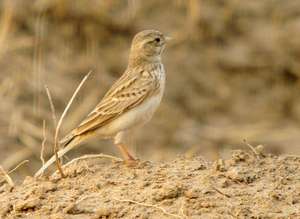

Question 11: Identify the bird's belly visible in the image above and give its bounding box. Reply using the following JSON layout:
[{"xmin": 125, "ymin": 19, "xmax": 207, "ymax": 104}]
[{"xmin": 97, "ymin": 94, "xmax": 163, "ymax": 137}]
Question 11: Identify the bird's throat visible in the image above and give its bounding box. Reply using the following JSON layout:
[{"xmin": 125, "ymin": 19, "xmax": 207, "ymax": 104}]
[{"xmin": 128, "ymin": 52, "xmax": 161, "ymax": 68}]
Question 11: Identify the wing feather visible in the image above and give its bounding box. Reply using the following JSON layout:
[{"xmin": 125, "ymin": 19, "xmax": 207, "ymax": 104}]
[{"xmin": 70, "ymin": 68, "xmax": 158, "ymax": 136}]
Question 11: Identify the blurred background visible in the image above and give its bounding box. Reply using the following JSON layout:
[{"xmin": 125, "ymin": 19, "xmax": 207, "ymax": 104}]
[{"xmin": 1, "ymin": 0, "xmax": 300, "ymax": 179}]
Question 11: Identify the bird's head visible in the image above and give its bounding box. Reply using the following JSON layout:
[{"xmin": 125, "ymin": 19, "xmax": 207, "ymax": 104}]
[{"xmin": 129, "ymin": 30, "xmax": 170, "ymax": 65}]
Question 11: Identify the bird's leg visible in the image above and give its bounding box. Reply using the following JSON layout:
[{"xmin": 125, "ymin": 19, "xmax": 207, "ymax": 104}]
[
  {"xmin": 114, "ymin": 132, "xmax": 138, "ymax": 166},
  {"xmin": 116, "ymin": 143, "xmax": 136, "ymax": 161},
  {"xmin": 116, "ymin": 143, "xmax": 139, "ymax": 167}
]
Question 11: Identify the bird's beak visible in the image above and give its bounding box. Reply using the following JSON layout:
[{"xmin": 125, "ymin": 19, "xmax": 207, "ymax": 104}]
[{"xmin": 165, "ymin": 36, "xmax": 172, "ymax": 42}]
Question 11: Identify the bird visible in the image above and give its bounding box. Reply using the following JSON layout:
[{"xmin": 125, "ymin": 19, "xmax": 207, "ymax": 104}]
[{"xmin": 35, "ymin": 29, "xmax": 169, "ymax": 176}]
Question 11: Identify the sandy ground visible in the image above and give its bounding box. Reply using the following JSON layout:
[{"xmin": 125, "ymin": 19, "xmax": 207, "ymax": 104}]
[{"xmin": 1, "ymin": 148, "xmax": 300, "ymax": 218}]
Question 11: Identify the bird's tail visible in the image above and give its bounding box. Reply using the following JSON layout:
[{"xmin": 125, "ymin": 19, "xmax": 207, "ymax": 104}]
[{"xmin": 34, "ymin": 134, "xmax": 81, "ymax": 177}]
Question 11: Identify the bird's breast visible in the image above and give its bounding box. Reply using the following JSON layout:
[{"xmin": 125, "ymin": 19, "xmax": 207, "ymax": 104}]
[
  {"xmin": 98, "ymin": 93, "xmax": 163, "ymax": 137},
  {"xmin": 97, "ymin": 64, "xmax": 165, "ymax": 137}
]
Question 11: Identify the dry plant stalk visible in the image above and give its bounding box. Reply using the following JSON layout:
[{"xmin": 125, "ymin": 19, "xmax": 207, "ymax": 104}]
[
  {"xmin": 76, "ymin": 194, "xmax": 184, "ymax": 218},
  {"xmin": 243, "ymin": 139, "xmax": 260, "ymax": 159},
  {"xmin": 211, "ymin": 185, "xmax": 231, "ymax": 198},
  {"xmin": 0, "ymin": 0, "xmax": 14, "ymax": 57},
  {"xmin": 54, "ymin": 71, "xmax": 92, "ymax": 177},
  {"xmin": 1, "ymin": 148, "xmax": 32, "ymax": 171},
  {"xmin": 62, "ymin": 154, "xmax": 122, "ymax": 168},
  {"xmin": 44, "ymin": 85, "xmax": 57, "ymax": 127},
  {"xmin": 51, "ymin": 154, "xmax": 122, "ymax": 177},
  {"xmin": 39, "ymin": 71, "xmax": 92, "ymax": 178},
  {"xmin": 0, "ymin": 160, "xmax": 29, "ymax": 187},
  {"xmin": 40, "ymin": 120, "xmax": 46, "ymax": 166},
  {"xmin": 0, "ymin": 166, "xmax": 14, "ymax": 187},
  {"xmin": 113, "ymin": 198, "xmax": 184, "ymax": 219},
  {"xmin": 32, "ymin": 12, "xmax": 46, "ymax": 115},
  {"xmin": 178, "ymin": 199, "xmax": 187, "ymax": 218},
  {"xmin": 7, "ymin": 160, "xmax": 29, "ymax": 175},
  {"xmin": 43, "ymin": 85, "xmax": 57, "ymax": 174}
]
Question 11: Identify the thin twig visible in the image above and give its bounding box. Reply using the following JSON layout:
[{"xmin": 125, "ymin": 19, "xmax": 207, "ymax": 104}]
[
  {"xmin": 0, "ymin": 160, "xmax": 28, "ymax": 187},
  {"xmin": 40, "ymin": 120, "xmax": 46, "ymax": 166},
  {"xmin": 0, "ymin": 166, "xmax": 14, "ymax": 187},
  {"xmin": 62, "ymin": 153, "xmax": 122, "ymax": 168},
  {"xmin": 75, "ymin": 194, "xmax": 98, "ymax": 205},
  {"xmin": 1, "ymin": 148, "xmax": 32, "ymax": 171},
  {"xmin": 32, "ymin": 12, "xmax": 45, "ymax": 115},
  {"xmin": 8, "ymin": 160, "xmax": 29, "ymax": 174},
  {"xmin": 113, "ymin": 198, "xmax": 183, "ymax": 219},
  {"xmin": 54, "ymin": 70, "xmax": 92, "ymax": 178},
  {"xmin": 243, "ymin": 139, "xmax": 260, "ymax": 159},
  {"xmin": 44, "ymin": 85, "xmax": 57, "ymax": 128},
  {"xmin": 51, "ymin": 154, "xmax": 122, "ymax": 177},
  {"xmin": 179, "ymin": 198, "xmax": 188, "ymax": 218},
  {"xmin": 211, "ymin": 185, "xmax": 231, "ymax": 198},
  {"xmin": 77, "ymin": 185, "xmax": 182, "ymax": 215},
  {"xmin": 44, "ymin": 85, "xmax": 60, "ymax": 170}
]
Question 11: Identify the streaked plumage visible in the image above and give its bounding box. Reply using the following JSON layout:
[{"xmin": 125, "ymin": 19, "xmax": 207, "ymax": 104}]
[{"xmin": 35, "ymin": 30, "xmax": 168, "ymax": 176}]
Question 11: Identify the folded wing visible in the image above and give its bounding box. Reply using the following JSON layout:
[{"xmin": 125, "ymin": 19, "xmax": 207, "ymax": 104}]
[{"xmin": 63, "ymin": 69, "xmax": 158, "ymax": 140}]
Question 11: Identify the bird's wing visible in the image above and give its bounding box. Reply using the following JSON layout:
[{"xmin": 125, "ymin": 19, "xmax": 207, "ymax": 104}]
[{"xmin": 69, "ymin": 68, "xmax": 159, "ymax": 137}]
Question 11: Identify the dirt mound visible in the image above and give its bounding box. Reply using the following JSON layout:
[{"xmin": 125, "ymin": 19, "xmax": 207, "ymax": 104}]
[{"xmin": 1, "ymin": 149, "xmax": 299, "ymax": 218}]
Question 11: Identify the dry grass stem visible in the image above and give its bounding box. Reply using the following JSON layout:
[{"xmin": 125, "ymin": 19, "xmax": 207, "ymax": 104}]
[
  {"xmin": 44, "ymin": 85, "xmax": 57, "ymax": 128},
  {"xmin": 8, "ymin": 160, "xmax": 29, "ymax": 174},
  {"xmin": 53, "ymin": 70, "xmax": 92, "ymax": 177},
  {"xmin": 51, "ymin": 153, "xmax": 122, "ymax": 177},
  {"xmin": 211, "ymin": 185, "xmax": 231, "ymax": 198},
  {"xmin": 0, "ymin": 0, "xmax": 14, "ymax": 57},
  {"xmin": 243, "ymin": 139, "xmax": 260, "ymax": 159},
  {"xmin": 74, "ymin": 194, "xmax": 184, "ymax": 219},
  {"xmin": 1, "ymin": 148, "xmax": 32, "ymax": 170},
  {"xmin": 0, "ymin": 166, "xmax": 14, "ymax": 187},
  {"xmin": 62, "ymin": 153, "xmax": 122, "ymax": 168},
  {"xmin": 32, "ymin": 12, "xmax": 46, "ymax": 115},
  {"xmin": 40, "ymin": 120, "xmax": 46, "ymax": 166},
  {"xmin": 179, "ymin": 199, "xmax": 187, "ymax": 218},
  {"xmin": 113, "ymin": 198, "xmax": 184, "ymax": 219}
]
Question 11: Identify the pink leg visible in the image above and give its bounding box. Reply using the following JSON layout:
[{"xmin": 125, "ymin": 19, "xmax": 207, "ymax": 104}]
[
  {"xmin": 116, "ymin": 143, "xmax": 136, "ymax": 161},
  {"xmin": 114, "ymin": 132, "xmax": 139, "ymax": 165}
]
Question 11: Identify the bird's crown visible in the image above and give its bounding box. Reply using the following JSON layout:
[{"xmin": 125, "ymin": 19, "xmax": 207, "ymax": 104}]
[{"xmin": 129, "ymin": 29, "xmax": 168, "ymax": 66}]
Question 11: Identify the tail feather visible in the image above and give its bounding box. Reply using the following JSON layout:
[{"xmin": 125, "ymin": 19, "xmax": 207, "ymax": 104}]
[{"xmin": 34, "ymin": 135, "xmax": 81, "ymax": 177}]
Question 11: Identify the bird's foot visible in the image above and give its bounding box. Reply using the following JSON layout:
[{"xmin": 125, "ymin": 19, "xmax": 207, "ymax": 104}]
[{"xmin": 124, "ymin": 158, "xmax": 140, "ymax": 167}]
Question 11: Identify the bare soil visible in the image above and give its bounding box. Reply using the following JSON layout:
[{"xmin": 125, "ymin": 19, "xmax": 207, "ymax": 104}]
[{"xmin": 1, "ymin": 149, "xmax": 300, "ymax": 218}]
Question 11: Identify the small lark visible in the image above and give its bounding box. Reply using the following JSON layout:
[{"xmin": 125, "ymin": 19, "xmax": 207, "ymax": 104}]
[{"xmin": 36, "ymin": 30, "xmax": 169, "ymax": 175}]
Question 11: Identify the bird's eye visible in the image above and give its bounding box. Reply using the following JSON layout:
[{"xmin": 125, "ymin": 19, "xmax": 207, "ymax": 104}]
[{"xmin": 155, "ymin": 38, "xmax": 160, "ymax": 42}]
